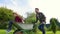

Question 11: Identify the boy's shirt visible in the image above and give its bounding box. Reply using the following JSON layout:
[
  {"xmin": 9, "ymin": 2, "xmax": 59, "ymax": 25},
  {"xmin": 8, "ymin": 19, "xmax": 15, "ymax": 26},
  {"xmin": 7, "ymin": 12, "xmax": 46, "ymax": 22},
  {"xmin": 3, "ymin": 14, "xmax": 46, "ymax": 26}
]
[{"xmin": 15, "ymin": 16, "xmax": 23, "ymax": 23}]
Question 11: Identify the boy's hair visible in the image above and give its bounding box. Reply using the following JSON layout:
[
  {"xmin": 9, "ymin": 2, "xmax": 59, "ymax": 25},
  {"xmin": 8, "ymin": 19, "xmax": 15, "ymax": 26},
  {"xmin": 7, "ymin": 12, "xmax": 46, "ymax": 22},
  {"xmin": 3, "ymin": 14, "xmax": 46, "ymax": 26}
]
[{"xmin": 13, "ymin": 12, "xmax": 18, "ymax": 15}]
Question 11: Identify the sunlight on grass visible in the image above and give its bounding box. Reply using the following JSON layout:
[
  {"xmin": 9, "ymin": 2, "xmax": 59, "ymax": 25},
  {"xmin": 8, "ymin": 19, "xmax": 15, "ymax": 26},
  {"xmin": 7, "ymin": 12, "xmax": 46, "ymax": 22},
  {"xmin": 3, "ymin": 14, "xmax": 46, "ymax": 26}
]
[
  {"xmin": 0, "ymin": 29, "xmax": 60, "ymax": 34},
  {"xmin": 0, "ymin": 29, "xmax": 14, "ymax": 34}
]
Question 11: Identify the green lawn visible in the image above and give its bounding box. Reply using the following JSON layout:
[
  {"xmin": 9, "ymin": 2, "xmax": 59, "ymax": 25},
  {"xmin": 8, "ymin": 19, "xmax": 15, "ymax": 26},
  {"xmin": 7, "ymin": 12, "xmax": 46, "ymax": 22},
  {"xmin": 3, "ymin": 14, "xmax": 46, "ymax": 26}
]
[
  {"xmin": 0, "ymin": 30, "xmax": 14, "ymax": 34},
  {"xmin": 0, "ymin": 30, "xmax": 60, "ymax": 34}
]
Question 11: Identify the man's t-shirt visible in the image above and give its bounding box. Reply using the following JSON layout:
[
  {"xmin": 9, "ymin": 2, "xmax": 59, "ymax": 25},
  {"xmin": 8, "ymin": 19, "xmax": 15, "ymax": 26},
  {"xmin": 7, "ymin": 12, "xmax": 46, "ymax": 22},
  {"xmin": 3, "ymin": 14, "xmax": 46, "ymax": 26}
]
[{"xmin": 36, "ymin": 12, "xmax": 46, "ymax": 23}]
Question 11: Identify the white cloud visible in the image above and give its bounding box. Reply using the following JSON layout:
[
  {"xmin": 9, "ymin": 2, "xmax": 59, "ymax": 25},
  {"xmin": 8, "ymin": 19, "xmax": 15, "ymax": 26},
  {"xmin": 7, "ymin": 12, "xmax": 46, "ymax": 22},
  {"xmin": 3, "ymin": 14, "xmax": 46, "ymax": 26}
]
[{"xmin": 6, "ymin": 0, "xmax": 32, "ymax": 18}]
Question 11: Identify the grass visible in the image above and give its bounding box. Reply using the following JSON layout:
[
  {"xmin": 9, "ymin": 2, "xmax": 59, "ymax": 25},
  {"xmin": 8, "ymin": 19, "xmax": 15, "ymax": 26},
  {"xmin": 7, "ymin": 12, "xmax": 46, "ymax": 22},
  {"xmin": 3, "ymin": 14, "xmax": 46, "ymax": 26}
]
[
  {"xmin": 37, "ymin": 31, "xmax": 60, "ymax": 34},
  {"xmin": 0, "ymin": 29, "xmax": 60, "ymax": 34},
  {"xmin": 0, "ymin": 29, "xmax": 14, "ymax": 34}
]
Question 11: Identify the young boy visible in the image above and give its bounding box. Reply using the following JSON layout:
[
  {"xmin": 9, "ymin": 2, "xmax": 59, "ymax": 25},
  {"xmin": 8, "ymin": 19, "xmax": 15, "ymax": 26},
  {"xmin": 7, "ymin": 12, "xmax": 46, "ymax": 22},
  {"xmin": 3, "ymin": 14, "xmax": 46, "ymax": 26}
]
[{"xmin": 6, "ymin": 13, "xmax": 24, "ymax": 34}]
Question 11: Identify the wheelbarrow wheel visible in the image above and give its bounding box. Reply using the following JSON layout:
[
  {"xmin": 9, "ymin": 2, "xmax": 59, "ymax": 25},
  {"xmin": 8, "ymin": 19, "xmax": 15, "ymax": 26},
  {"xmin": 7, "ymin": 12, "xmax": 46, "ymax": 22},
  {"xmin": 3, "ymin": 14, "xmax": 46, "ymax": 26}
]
[{"xmin": 13, "ymin": 30, "xmax": 23, "ymax": 34}]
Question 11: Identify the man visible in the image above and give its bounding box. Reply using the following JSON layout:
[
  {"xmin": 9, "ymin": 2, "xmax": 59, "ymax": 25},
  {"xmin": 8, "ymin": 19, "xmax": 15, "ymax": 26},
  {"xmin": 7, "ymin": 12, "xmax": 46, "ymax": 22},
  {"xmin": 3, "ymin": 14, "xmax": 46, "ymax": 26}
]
[
  {"xmin": 34, "ymin": 8, "xmax": 46, "ymax": 34},
  {"xmin": 6, "ymin": 13, "xmax": 24, "ymax": 34}
]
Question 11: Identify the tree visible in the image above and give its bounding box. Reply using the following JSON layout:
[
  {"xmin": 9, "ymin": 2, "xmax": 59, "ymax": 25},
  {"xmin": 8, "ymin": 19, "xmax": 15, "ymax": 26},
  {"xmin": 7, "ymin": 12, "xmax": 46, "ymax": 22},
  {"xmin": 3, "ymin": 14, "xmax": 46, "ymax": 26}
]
[
  {"xmin": 0, "ymin": 7, "xmax": 14, "ymax": 29},
  {"xmin": 25, "ymin": 13, "xmax": 36, "ymax": 23},
  {"xmin": 50, "ymin": 18, "xmax": 57, "ymax": 34},
  {"xmin": 0, "ymin": 7, "xmax": 14, "ymax": 21},
  {"xmin": 53, "ymin": 19, "xmax": 60, "ymax": 31}
]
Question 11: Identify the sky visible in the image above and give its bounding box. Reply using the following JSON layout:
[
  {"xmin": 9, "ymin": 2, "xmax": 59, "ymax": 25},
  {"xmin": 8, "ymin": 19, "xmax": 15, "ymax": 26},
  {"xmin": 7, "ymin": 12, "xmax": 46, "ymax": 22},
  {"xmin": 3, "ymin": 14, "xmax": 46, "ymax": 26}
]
[{"xmin": 0, "ymin": 0, "xmax": 60, "ymax": 24}]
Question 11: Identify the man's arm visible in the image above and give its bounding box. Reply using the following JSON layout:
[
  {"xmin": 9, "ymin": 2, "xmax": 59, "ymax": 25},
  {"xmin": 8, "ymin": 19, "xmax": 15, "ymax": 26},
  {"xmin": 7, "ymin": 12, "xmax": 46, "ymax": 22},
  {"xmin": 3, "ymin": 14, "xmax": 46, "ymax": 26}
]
[
  {"xmin": 41, "ymin": 13, "xmax": 46, "ymax": 23},
  {"xmin": 35, "ymin": 16, "xmax": 38, "ymax": 23},
  {"xmin": 34, "ymin": 15, "xmax": 38, "ymax": 24},
  {"xmin": 32, "ymin": 15, "xmax": 38, "ymax": 24}
]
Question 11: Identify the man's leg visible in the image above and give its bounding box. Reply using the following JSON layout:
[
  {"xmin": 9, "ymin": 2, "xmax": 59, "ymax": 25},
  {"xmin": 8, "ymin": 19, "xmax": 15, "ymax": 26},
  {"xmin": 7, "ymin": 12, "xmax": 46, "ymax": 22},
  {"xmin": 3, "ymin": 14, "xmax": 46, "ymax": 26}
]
[
  {"xmin": 42, "ymin": 24, "xmax": 45, "ymax": 34},
  {"xmin": 38, "ymin": 24, "xmax": 42, "ymax": 31},
  {"xmin": 38, "ymin": 24, "xmax": 45, "ymax": 34},
  {"xmin": 42, "ymin": 30, "xmax": 45, "ymax": 34}
]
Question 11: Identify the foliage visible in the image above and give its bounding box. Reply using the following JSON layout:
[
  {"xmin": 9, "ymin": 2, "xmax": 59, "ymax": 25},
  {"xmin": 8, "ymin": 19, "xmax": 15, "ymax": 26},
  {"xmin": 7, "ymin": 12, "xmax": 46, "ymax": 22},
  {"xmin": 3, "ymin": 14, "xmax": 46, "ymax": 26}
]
[
  {"xmin": 25, "ymin": 13, "xmax": 36, "ymax": 23},
  {"xmin": 0, "ymin": 7, "xmax": 14, "ymax": 21},
  {"xmin": 50, "ymin": 18, "xmax": 57, "ymax": 34},
  {"xmin": 0, "ymin": 7, "xmax": 14, "ymax": 29}
]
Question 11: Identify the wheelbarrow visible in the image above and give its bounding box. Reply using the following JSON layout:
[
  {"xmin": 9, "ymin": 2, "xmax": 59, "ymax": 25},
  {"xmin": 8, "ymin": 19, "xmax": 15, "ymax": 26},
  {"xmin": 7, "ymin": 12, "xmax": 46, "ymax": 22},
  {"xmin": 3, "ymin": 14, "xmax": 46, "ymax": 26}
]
[{"xmin": 13, "ymin": 23, "xmax": 36, "ymax": 34}]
